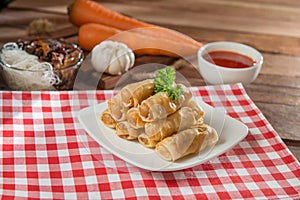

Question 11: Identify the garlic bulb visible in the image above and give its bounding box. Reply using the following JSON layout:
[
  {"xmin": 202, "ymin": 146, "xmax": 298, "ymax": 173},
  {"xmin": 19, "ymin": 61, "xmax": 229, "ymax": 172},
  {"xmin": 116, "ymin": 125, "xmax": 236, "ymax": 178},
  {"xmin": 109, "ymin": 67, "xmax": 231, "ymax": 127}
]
[{"xmin": 91, "ymin": 40, "xmax": 135, "ymax": 75}]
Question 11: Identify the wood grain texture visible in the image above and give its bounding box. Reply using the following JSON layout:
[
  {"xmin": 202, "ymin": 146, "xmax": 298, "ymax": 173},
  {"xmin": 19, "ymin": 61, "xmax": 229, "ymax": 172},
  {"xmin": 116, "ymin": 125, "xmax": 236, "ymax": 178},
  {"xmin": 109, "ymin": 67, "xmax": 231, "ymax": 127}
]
[
  {"xmin": 99, "ymin": 0, "xmax": 300, "ymax": 37},
  {"xmin": 0, "ymin": 8, "xmax": 77, "ymax": 46},
  {"xmin": 9, "ymin": 0, "xmax": 73, "ymax": 13},
  {"xmin": 1, "ymin": 0, "xmax": 299, "ymax": 161}
]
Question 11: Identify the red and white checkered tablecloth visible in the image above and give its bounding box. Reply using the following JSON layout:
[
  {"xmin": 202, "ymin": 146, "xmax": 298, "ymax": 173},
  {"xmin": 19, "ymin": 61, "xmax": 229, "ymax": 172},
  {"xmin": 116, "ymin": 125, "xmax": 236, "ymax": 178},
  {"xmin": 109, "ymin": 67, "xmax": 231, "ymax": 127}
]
[{"xmin": 1, "ymin": 83, "xmax": 299, "ymax": 199}]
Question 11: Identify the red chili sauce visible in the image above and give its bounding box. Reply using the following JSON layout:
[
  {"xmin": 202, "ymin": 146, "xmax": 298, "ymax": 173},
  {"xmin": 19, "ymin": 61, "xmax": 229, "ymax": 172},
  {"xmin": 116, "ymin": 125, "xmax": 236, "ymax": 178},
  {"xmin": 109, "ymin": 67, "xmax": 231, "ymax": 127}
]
[{"xmin": 203, "ymin": 50, "xmax": 256, "ymax": 69}]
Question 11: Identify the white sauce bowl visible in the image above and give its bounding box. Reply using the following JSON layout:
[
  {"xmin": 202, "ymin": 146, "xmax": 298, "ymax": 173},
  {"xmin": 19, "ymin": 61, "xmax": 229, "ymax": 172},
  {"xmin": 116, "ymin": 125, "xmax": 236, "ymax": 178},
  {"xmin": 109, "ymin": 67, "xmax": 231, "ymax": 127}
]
[{"xmin": 197, "ymin": 41, "xmax": 263, "ymax": 85}]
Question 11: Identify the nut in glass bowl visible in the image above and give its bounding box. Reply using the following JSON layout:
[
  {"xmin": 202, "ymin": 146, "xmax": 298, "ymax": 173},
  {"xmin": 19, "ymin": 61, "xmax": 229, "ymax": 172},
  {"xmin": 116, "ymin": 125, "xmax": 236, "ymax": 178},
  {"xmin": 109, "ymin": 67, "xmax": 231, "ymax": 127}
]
[{"xmin": 0, "ymin": 39, "xmax": 83, "ymax": 91}]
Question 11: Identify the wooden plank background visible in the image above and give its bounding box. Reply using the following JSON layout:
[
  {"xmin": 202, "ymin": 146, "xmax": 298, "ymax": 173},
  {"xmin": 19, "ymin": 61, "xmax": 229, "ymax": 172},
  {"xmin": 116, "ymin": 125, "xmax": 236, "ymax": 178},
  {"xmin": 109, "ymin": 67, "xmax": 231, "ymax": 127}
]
[{"xmin": 1, "ymin": 0, "xmax": 299, "ymax": 160}]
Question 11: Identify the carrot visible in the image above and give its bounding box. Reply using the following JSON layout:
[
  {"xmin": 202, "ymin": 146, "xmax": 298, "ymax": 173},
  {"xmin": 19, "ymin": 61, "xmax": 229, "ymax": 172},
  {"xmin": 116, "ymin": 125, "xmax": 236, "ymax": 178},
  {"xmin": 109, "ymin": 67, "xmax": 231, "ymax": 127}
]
[
  {"xmin": 68, "ymin": 0, "xmax": 150, "ymax": 30},
  {"xmin": 78, "ymin": 23, "xmax": 199, "ymax": 57},
  {"xmin": 78, "ymin": 23, "xmax": 121, "ymax": 51},
  {"xmin": 68, "ymin": 0, "xmax": 202, "ymax": 48},
  {"xmin": 131, "ymin": 26, "xmax": 202, "ymax": 48}
]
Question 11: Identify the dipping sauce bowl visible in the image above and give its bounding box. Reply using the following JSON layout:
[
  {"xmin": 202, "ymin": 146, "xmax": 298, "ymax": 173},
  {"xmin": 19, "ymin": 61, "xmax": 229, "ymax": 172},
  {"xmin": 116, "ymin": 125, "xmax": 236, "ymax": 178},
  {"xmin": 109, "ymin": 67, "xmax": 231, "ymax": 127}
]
[{"xmin": 197, "ymin": 41, "xmax": 263, "ymax": 85}]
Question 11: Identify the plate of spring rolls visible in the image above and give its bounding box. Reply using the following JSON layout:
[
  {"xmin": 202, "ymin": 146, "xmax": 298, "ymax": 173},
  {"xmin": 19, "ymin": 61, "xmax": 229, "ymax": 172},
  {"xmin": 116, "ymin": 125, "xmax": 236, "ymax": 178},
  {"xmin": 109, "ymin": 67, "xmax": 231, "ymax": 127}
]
[{"xmin": 78, "ymin": 69, "xmax": 248, "ymax": 171}]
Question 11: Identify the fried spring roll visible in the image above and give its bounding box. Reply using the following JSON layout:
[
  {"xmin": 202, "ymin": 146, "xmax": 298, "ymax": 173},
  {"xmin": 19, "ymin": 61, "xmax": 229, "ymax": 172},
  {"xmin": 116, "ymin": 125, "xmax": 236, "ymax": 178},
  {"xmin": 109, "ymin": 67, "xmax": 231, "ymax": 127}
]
[
  {"xmin": 116, "ymin": 121, "xmax": 144, "ymax": 140},
  {"xmin": 108, "ymin": 92, "xmax": 128, "ymax": 122},
  {"xmin": 100, "ymin": 109, "xmax": 117, "ymax": 129},
  {"xmin": 155, "ymin": 125, "xmax": 218, "ymax": 161},
  {"xmin": 138, "ymin": 133, "xmax": 158, "ymax": 148},
  {"xmin": 138, "ymin": 103, "xmax": 203, "ymax": 148},
  {"xmin": 139, "ymin": 88, "xmax": 192, "ymax": 122},
  {"xmin": 121, "ymin": 79, "xmax": 154, "ymax": 107},
  {"xmin": 108, "ymin": 79, "xmax": 154, "ymax": 121},
  {"xmin": 199, "ymin": 124, "xmax": 219, "ymax": 152},
  {"xmin": 126, "ymin": 107, "xmax": 146, "ymax": 129},
  {"xmin": 183, "ymin": 100, "xmax": 205, "ymax": 118}
]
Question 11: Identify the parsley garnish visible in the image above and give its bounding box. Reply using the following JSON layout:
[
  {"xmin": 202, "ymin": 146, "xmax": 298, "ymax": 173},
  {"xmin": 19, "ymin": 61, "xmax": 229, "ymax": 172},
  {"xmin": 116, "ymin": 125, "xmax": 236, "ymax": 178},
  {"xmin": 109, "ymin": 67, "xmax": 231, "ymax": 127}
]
[{"xmin": 154, "ymin": 68, "xmax": 184, "ymax": 101}]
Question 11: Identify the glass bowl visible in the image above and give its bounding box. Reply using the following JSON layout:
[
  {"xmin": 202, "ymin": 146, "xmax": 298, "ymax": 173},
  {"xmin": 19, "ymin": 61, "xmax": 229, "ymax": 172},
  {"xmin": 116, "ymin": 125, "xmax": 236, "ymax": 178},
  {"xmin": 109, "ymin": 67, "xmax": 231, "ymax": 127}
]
[{"xmin": 0, "ymin": 39, "xmax": 83, "ymax": 91}]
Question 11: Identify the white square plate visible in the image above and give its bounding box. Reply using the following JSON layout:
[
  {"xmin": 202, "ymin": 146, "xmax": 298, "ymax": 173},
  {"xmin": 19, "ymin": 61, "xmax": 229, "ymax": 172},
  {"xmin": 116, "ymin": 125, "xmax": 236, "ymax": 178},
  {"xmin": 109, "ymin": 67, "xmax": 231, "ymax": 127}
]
[{"xmin": 77, "ymin": 97, "xmax": 248, "ymax": 171}]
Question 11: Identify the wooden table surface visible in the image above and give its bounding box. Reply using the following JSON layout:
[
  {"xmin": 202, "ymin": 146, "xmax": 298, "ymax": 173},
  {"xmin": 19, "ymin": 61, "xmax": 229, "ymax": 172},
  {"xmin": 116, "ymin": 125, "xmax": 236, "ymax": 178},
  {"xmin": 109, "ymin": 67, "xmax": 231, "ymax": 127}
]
[{"xmin": 0, "ymin": 0, "xmax": 299, "ymax": 161}]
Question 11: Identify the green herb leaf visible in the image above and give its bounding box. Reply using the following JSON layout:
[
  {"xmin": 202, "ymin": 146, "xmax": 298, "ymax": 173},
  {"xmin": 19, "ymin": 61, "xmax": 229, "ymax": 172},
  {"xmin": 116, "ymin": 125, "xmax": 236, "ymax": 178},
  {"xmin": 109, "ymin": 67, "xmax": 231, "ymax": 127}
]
[
  {"xmin": 154, "ymin": 67, "xmax": 184, "ymax": 101},
  {"xmin": 168, "ymin": 84, "xmax": 184, "ymax": 101}
]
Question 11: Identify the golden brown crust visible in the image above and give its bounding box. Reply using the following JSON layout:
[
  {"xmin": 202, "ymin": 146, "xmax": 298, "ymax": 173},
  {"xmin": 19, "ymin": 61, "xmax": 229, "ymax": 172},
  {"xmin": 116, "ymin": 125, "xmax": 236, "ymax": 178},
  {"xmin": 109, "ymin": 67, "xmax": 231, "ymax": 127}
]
[
  {"xmin": 126, "ymin": 107, "xmax": 146, "ymax": 129},
  {"xmin": 138, "ymin": 133, "xmax": 157, "ymax": 148},
  {"xmin": 139, "ymin": 88, "xmax": 193, "ymax": 122},
  {"xmin": 155, "ymin": 128, "xmax": 208, "ymax": 161},
  {"xmin": 116, "ymin": 121, "xmax": 144, "ymax": 140},
  {"xmin": 139, "ymin": 92, "xmax": 178, "ymax": 122},
  {"xmin": 100, "ymin": 109, "xmax": 117, "ymax": 129},
  {"xmin": 142, "ymin": 101, "xmax": 204, "ymax": 147},
  {"xmin": 121, "ymin": 79, "xmax": 154, "ymax": 107},
  {"xmin": 108, "ymin": 92, "xmax": 127, "ymax": 122}
]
